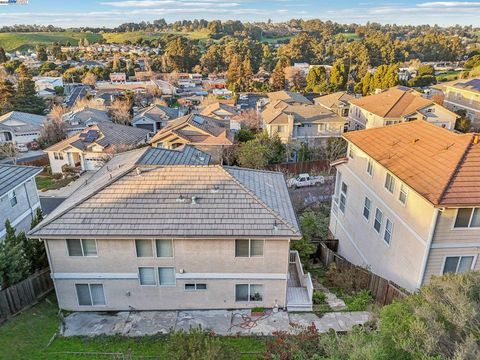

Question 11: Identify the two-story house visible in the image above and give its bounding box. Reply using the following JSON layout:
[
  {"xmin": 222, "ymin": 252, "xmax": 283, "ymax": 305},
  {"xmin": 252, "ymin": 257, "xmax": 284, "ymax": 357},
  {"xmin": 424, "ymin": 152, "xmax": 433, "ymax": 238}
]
[
  {"xmin": 46, "ymin": 122, "xmax": 149, "ymax": 174},
  {"xmin": 0, "ymin": 164, "xmax": 42, "ymax": 239},
  {"xmin": 29, "ymin": 148, "xmax": 312, "ymax": 312},
  {"xmin": 261, "ymin": 92, "xmax": 346, "ymax": 145},
  {"xmin": 314, "ymin": 92, "xmax": 355, "ymax": 118},
  {"xmin": 443, "ymin": 78, "xmax": 480, "ymax": 126},
  {"xmin": 0, "ymin": 111, "xmax": 46, "ymax": 145},
  {"xmin": 348, "ymin": 86, "xmax": 458, "ymax": 131},
  {"xmin": 329, "ymin": 121, "xmax": 480, "ymax": 291},
  {"xmin": 132, "ymin": 104, "xmax": 180, "ymax": 133}
]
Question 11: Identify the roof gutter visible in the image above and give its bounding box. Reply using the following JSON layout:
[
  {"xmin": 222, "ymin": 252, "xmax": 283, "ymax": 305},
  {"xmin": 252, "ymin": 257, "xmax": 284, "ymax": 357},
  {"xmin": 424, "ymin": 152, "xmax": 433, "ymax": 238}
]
[{"xmin": 416, "ymin": 207, "xmax": 441, "ymax": 290}]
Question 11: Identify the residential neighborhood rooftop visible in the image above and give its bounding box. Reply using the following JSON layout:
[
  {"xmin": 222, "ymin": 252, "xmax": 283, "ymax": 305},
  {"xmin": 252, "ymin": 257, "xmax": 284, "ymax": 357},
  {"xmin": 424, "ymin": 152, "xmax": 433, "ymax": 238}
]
[
  {"xmin": 0, "ymin": 164, "xmax": 42, "ymax": 198},
  {"xmin": 314, "ymin": 91, "xmax": 355, "ymax": 109},
  {"xmin": 451, "ymin": 78, "xmax": 480, "ymax": 94},
  {"xmin": 136, "ymin": 145, "xmax": 211, "ymax": 166},
  {"xmin": 0, "ymin": 111, "xmax": 46, "ymax": 133},
  {"xmin": 343, "ymin": 120, "xmax": 480, "ymax": 206}
]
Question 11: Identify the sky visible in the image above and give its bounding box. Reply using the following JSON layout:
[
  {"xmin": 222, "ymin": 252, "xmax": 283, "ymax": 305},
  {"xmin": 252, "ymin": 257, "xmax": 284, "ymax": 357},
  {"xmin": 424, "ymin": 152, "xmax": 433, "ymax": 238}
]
[{"xmin": 0, "ymin": 0, "xmax": 479, "ymax": 27}]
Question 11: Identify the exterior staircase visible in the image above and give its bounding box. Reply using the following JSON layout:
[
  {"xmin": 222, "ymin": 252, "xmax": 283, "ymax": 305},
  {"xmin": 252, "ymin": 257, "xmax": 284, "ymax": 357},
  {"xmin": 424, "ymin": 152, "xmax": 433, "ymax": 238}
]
[{"xmin": 287, "ymin": 251, "xmax": 313, "ymax": 312}]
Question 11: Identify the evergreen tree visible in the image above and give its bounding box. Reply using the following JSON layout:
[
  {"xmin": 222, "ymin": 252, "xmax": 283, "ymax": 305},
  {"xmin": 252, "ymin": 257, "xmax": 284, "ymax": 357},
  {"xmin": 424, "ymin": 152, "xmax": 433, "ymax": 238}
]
[
  {"xmin": 0, "ymin": 77, "xmax": 15, "ymax": 115},
  {"xmin": 305, "ymin": 66, "xmax": 328, "ymax": 93},
  {"xmin": 36, "ymin": 46, "xmax": 48, "ymax": 61},
  {"xmin": 241, "ymin": 53, "xmax": 253, "ymax": 90},
  {"xmin": 271, "ymin": 57, "xmax": 289, "ymax": 91},
  {"xmin": 226, "ymin": 54, "xmax": 243, "ymax": 91},
  {"xmin": 22, "ymin": 208, "xmax": 48, "ymax": 272},
  {"xmin": 329, "ymin": 59, "xmax": 348, "ymax": 91},
  {"xmin": 12, "ymin": 64, "xmax": 45, "ymax": 115},
  {"xmin": 0, "ymin": 221, "xmax": 31, "ymax": 288},
  {"xmin": 0, "ymin": 47, "xmax": 8, "ymax": 64}
]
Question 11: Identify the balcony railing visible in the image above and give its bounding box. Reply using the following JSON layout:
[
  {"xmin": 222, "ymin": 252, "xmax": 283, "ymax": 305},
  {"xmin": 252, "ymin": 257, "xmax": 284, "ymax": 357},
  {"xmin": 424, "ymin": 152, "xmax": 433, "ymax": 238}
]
[{"xmin": 289, "ymin": 250, "xmax": 314, "ymax": 302}]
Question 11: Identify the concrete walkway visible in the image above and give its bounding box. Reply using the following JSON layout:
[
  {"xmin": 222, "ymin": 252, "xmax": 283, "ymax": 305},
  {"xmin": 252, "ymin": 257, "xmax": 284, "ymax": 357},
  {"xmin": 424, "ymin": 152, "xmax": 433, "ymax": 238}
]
[
  {"xmin": 62, "ymin": 310, "xmax": 372, "ymax": 337},
  {"xmin": 317, "ymin": 283, "xmax": 347, "ymax": 311}
]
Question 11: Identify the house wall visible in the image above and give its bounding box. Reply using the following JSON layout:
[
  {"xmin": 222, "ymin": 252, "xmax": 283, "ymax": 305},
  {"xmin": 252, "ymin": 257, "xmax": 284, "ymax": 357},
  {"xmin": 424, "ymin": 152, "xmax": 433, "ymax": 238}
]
[
  {"xmin": 0, "ymin": 178, "xmax": 40, "ymax": 239},
  {"xmin": 47, "ymin": 151, "xmax": 69, "ymax": 174},
  {"xmin": 444, "ymin": 87, "xmax": 480, "ymax": 125},
  {"xmin": 293, "ymin": 122, "xmax": 344, "ymax": 139},
  {"xmin": 46, "ymin": 238, "xmax": 290, "ymax": 311},
  {"xmin": 421, "ymin": 104, "xmax": 457, "ymax": 130},
  {"xmin": 423, "ymin": 208, "xmax": 480, "ymax": 283},
  {"xmin": 329, "ymin": 144, "xmax": 435, "ymax": 291}
]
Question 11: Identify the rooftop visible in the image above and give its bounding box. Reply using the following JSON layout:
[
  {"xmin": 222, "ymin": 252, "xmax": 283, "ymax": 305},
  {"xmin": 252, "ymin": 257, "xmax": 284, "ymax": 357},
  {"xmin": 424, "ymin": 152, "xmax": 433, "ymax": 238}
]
[
  {"xmin": 343, "ymin": 120, "xmax": 480, "ymax": 206},
  {"xmin": 451, "ymin": 78, "xmax": 480, "ymax": 94},
  {"xmin": 0, "ymin": 164, "xmax": 42, "ymax": 198},
  {"xmin": 314, "ymin": 92, "xmax": 355, "ymax": 109},
  {"xmin": 0, "ymin": 111, "xmax": 46, "ymax": 133}
]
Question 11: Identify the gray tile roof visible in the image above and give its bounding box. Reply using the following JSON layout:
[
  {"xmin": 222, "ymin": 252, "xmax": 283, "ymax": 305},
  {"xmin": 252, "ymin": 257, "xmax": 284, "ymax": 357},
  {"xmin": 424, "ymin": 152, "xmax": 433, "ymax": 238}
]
[
  {"xmin": 0, "ymin": 164, "xmax": 42, "ymax": 198},
  {"xmin": 0, "ymin": 111, "xmax": 46, "ymax": 133},
  {"xmin": 29, "ymin": 158, "xmax": 300, "ymax": 239},
  {"xmin": 137, "ymin": 145, "xmax": 211, "ymax": 166}
]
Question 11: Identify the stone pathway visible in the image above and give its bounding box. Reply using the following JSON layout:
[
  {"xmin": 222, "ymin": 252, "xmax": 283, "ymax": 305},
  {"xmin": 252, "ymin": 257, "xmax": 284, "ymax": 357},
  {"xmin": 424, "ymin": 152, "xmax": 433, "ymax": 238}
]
[
  {"xmin": 62, "ymin": 309, "xmax": 372, "ymax": 337},
  {"xmin": 316, "ymin": 283, "xmax": 347, "ymax": 311}
]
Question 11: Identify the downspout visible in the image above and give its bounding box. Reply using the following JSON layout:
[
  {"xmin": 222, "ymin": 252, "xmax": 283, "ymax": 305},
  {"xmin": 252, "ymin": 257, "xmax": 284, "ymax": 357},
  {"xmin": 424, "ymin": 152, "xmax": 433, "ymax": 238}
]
[{"xmin": 416, "ymin": 208, "xmax": 441, "ymax": 290}]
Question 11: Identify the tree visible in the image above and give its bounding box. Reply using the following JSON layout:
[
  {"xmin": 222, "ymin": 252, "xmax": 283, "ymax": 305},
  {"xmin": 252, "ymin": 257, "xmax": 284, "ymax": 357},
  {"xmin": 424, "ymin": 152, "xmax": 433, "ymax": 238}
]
[
  {"xmin": 270, "ymin": 57, "xmax": 289, "ymax": 91},
  {"xmin": 164, "ymin": 37, "xmax": 200, "ymax": 72},
  {"xmin": 237, "ymin": 131, "xmax": 286, "ymax": 169},
  {"xmin": 36, "ymin": 46, "xmax": 48, "ymax": 61},
  {"xmin": 0, "ymin": 221, "xmax": 31, "ymax": 288},
  {"xmin": 0, "ymin": 143, "xmax": 19, "ymax": 164},
  {"xmin": 305, "ymin": 66, "xmax": 328, "ymax": 93},
  {"xmin": 81, "ymin": 72, "xmax": 97, "ymax": 87},
  {"xmin": 0, "ymin": 75, "xmax": 15, "ymax": 115},
  {"xmin": 329, "ymin": 58, "xmax": 348, "ymax": 91},
  {"xmin": 455, "ymin": 110, "xmax": 471, "ymax": 133},
  {"xmin": 12, "ymin": 64, "xmax": 45, "ymax": 114},
  {"xmin": 317, "ymin": 137, "xmax": 347, "ymax": 173},
  {"xmin": 0, "ymin": 47, "xmax": 8, "ymax": 64},
  {"xmin": 39, "ymin": 105, "xmax": 68, "ymax": 146},
  {"xmin": 417, "ymin": 64, "xmax": 435, "ymax": 77},
  {"xmin": 109, "ymin": 99, "xmax": 132, "ymax": 125}
]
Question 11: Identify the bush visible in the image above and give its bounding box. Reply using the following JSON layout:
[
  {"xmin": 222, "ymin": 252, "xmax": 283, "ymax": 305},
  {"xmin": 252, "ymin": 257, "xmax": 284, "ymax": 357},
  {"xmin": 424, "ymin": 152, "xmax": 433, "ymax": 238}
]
[
  {"xmin": 344, "ymin": 289, "xmax": 373, "ymax": 311},
  {"xmin": 313, "ymin": 291, "xmax": 327, "ymax": 305},
  {"xmin": 166, "ymin": 327, "xmax": 240, "ymax": 360},
  {"xmin": 325, "ymin": 262, "xmax": 368, "ymax": 295}
]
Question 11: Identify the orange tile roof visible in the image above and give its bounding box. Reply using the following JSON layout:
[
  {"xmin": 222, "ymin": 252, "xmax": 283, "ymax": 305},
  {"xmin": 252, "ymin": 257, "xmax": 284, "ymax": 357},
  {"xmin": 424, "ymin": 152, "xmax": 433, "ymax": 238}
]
[
  {"xmin": 343, "ymin": 121, "xmax": 480, "ymax": 206},
  {"xmin": 349, "ymin": 87, "xmax": 433, "ymax": 118}
]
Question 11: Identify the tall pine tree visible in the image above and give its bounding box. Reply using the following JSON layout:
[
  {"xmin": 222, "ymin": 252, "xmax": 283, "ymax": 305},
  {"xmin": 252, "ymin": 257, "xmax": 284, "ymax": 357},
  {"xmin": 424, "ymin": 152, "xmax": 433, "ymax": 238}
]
[
  {"xmin": 0, "ymin": 221, "xmax": 31, "ymax": 288},
  {"xmin": 0, "ymin": 47, "xmax": 8, "ymax": 64},
  {"xmin": 12, "ymin": 64, "xmax": 45, "ymax": 115},
  {"xmin": 0, "ymin": 77, "xmax": 15, "ymax": 115}
]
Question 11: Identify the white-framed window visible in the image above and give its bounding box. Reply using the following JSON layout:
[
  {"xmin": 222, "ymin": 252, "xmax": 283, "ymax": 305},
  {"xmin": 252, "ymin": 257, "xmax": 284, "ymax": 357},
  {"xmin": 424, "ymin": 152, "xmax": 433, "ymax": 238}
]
[
  {"xmin": 158, "ymin": 267, "xmax": 176, "ymax": 286},
  {"xmin": 442, "ymin": 256, "xmax": 475, "ymax": 274},
  {"xmin": 54, "ymin": 152, "xmax": 64, "ymax": 160},
  {"xmin": 384, "ymin": 173, "xmax": 395, "ymax": 194},
  {"xmin": 138, "ymin": 267, "xmax": 157, "ymax": 286},
  {"xmin": 66, "ymin": 239, "xmax": 97, "ymax": 257},
  {"xmin": 399, "ymin": 184, "xmax": 408, "ymax": 205},
  {"xmin": 453, "ymin": 208, "xmax": 480, "ymax": 228},
  {"xmin": 235, "ymin": 239, "xmax": 264, "ymax": 257},
  {"xmin": 339, "ymin": 182, "xmax": 348, "ymax": 213},
  {"xmin": 366, "ymin": 159, "xmax": 373, "ymax": 176},
  {"xmin": 384, "ymin": 219, "xmax": 393, "ymax": 244},
  {"xmin": 75, "ymin": 284, "xmax": 105, "ymax": 306},
  {"xmin": 374, "ymin": 208, "xmax": 383, "ymax": 233},
  {"xmin": 318, "ymin": 123, "xmax": 328, "ymax": 132},
  {"xmin": 135, "ymin": 239, "xmax": 154, "ymax": 257},
  {"xmin": 8, "ymin": 191, "xmax": 17, "ymax": 207},
  {"xmin": 235, "ymin": 284, "xmax": 264, "ymax": 302},
  {"xmin": 275, "ymin": 125, "xmax": 287, "ymax": 133},
  {"xmin": 363, "ymin": 197, "xmax": 371, "ymax": 220},
  {"xmin": 185, "ymin": 283, "xmax": 207, "ymax": 291},
  {"xmin": 155, "ymin": 239, "xmax": 173, "ymax": 258}
]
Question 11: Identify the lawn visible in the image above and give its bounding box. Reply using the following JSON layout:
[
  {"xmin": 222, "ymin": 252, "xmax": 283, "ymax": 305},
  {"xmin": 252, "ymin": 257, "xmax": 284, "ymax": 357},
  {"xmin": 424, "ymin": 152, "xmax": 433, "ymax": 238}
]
[
  {"xmin": 102, "ymin": 30, "xmax": 211, "ymax": 44},
  {"xmin": 0, "ymin": 295, "xmax": 266, "ymax": 360},
  {"xmin": 0, "ymin": 32, "xmax": 102, "ymax": 52},
  {"xmin": 336, "ymin": 32, "xmax": 362, "ymax": 41},
  {"xmin": 436, "ymin": 70, "xmax": 462, "ymax": 82},
  {"xmin": 35, "ymin": 176, "xmax": 74, "ymax": 191}
]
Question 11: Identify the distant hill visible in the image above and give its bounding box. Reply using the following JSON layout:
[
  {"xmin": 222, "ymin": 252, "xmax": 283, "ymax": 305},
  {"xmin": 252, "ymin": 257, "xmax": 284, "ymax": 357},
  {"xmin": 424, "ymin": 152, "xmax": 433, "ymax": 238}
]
[{"xmin": 0, "ymin": 32, "xmax": 103, "ymax": 52}]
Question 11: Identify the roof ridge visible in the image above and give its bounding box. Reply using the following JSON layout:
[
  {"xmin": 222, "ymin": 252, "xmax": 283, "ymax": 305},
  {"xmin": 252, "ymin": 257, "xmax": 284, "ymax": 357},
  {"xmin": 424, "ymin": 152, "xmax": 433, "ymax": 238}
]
[
  {"xmin": 384, "ymin": 90, "xmax": 409, "ymax": 117},
  {"xmin": 219, "ymin": 166, "xmax": 299, "ymax": 235},
  {"xmin": 438, "ymin": 134, "xmax": 475, "ymax": 204}
]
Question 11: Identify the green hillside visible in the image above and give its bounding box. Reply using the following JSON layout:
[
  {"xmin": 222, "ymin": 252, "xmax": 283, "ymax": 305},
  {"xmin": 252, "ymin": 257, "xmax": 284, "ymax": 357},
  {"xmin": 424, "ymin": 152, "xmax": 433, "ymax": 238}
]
[
  {"xmin": 102, "ymin": 30, "xmax": 210, "ymax": 44},
  {"xmin": 0, "ymin": 32, "xmax": 102, "ymax": 52}
]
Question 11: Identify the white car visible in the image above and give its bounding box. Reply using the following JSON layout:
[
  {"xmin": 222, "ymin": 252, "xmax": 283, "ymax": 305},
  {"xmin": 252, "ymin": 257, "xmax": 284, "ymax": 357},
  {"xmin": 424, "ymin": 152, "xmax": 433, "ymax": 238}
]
[
  {"xmin": 287, "ymin": 173, "xmax": 325, "ymax": 188},
  {"xmin": 16, "ymin": 144, "xmax": 29, "ymax": 153}
]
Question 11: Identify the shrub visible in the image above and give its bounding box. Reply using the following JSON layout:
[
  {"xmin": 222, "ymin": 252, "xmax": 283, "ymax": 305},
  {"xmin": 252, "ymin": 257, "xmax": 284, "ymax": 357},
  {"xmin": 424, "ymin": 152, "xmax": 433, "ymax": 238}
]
[
  {"xmin": 325, "ymin": 262, "xmax": 368, "ymax": 294},
  {"xmin": 166, "ymin": 327, "xmax": 240, "ymax": 360},
  {"xmin": 313, "ymin": 291, "xmax": 327, "ymax": 305},
  {"xmin": 345, "ymin": 289, "xmax": 373, "ymax": 311}
]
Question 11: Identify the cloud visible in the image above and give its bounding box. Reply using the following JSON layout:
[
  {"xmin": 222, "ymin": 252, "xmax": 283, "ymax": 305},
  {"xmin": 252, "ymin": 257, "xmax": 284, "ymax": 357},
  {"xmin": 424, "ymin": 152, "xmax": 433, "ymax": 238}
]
[{"xmin": 417, "ymin": 1, "xmax": 480, "ymax": 6}]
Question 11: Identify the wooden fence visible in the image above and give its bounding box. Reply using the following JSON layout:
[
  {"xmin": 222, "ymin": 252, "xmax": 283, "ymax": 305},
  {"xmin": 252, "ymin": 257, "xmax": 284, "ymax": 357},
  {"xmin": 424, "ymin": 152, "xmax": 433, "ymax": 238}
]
[
  {"xmin": 0, "ymin": 268, "xmax": 53, "ymax": 324},
  {"xmin": 318, "ymin": 242, "xmax": 409, "ymax": 306},
  {"xmin": 266, "ymin": 160, "xmax": 330, "ymax": 176}
]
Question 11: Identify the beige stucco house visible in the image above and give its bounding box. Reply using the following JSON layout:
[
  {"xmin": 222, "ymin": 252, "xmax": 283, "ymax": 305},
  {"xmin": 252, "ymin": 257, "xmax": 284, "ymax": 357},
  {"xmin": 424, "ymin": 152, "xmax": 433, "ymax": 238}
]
[
  {"xmin": 330, "ymin": 121, "xmax": 480, "ymax": 291},
  {"xmin": 348, "ymin": 86, "xmax": 458, "ymax": 131},
  {"xmin": 29, "ymin": 148, "xmax": 312, "ymax": 312},
  {"xmin": 443, "ymin": 78, "xmax": 480, "ymax": 126}
]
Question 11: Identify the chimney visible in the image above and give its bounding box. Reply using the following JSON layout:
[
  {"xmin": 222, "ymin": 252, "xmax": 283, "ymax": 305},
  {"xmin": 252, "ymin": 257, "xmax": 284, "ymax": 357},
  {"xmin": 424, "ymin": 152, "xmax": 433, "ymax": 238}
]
[{"xmin": 474, "ymin": 135, "xmax": 479, "ymax": 145}]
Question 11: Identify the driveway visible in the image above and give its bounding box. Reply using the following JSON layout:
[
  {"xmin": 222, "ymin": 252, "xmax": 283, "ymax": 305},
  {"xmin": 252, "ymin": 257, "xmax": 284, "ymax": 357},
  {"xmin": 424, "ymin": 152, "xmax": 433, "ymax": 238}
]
[{"xmin": 62, "ymin": 310, "xmax": 371, "ymax": 337}]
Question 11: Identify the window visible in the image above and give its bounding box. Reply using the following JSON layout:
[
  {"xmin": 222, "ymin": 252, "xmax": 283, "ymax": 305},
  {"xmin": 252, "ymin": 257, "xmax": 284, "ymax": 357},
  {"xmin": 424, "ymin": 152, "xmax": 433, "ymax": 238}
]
[
  {"xmin": 384, "ymin": 173, "xmax": 395, "ymax": 194},
  {"xmin": 235, "ymin": 240, "xmax": 264, "ymax": 257},
  {"xmin": 139, "ymin": 267, "xmax": 156, "ymax": 286},
  {"xmin": 75, "ymin": 284, "xmax": 105, "ymax": 306},
  {"xmin": 443, "ymin": 256, "xmax": 474, "ymax": 274},
  {"xmin": 135, "ymin": 240, "xmax": 153, "ymax": 257},
  {"xmin": 394, "ymin": 183, "xmax": 406, "ymax": 205},
  {"xmin": 318, "ymin": 123, "xmax": 328, "ymax": 132},
  {"xmin": 158, "ymin": 267, "xmax": 175, "ymax": 286},
  {"xmin": 363, "ymin": 197, "xmax": 371, "ymax": 220},
  {"xmin": 374, "ymin": 209, "xmax": 383, "ymax": 233},
  {"xmin": 54, "ymin": 152, "xmax": 64, "ymax": 160},
  {"xmin": 384, "ymin": 219, "xmax": 393, "ymax": 244},
  {"xmin": 185, "ymin": 283, "xmax": 207, "ymax": 291},
  {"xmin": 453, "ymin": 208, "xmax": 480, "ymax": 228},
  {"xmin": 67, "ymin": 239, "xmax": 97, "ymax": 256},
  {"xmin": 155, "ymin": 239, "xmax": 173, "ymax": 257},
  {"xmin": 366, "ymin": 159, "xmax": 373, "ymax": 176},
  {"xmin": 235, "ymin": 284, "xmax": 264, "ymax": 302},
  {"xmin": 339, "ymin": 182, "xmax": 347, "ymax": 213},
  {"xmin": 8, "ymin": 191, "xmax": 17, "ymax": 207}
]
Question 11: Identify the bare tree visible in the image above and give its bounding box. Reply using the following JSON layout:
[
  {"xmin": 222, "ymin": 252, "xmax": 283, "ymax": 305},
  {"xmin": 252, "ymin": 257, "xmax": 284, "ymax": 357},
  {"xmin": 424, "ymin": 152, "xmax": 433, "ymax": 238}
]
[
  {"xmin": 0, "ymin": 143, "xmax": 19, "ymax": 164},
  {"xmin": 81, "ymin": 72, "xmax": 97, "ymax": 87},
  {"xmin": 317, "ymin": 137, "xmax": 347, "ymax": 174},
  {"xmin": 48, "ymin": 104, "xmax": 69, "ymax": 122},
  {"xmin": 73, "ymin": 97, "xmax": 106, "ymax": 111},
  {"xmin": 238, "ymin": 108, "xmax": 261, "ymax": 130},
  {"xmin": 109, "ymin": 99, "xmax": 132, "ymax": 125}
]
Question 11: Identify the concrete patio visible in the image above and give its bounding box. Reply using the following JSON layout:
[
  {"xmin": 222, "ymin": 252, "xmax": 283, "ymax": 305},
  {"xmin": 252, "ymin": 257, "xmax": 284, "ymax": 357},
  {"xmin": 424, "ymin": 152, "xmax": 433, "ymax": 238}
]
[{"xmin": 62, "ymin": 310, "xmax": 372, "ymax": 337}]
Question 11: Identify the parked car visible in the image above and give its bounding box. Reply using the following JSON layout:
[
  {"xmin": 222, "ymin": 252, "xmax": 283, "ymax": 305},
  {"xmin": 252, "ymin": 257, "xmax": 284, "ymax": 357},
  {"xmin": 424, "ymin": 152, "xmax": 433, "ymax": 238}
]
[
  {"xmin": 287, "ymin": 173, "xmax": 325, "ymax": 188},
  {"xmin": 16, "ymin": 143, "xmax": 29, "ymax": 153},
  {"xmin": 27, "ymin": 141, "xmax": 39, "ymax": 150}
]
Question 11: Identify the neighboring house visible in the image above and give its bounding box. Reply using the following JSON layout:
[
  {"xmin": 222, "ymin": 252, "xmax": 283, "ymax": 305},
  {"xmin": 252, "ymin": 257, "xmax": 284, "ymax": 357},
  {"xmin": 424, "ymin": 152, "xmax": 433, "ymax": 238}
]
[
  {"xmin": 46, "ymin": 122, "xmax": 149, "ymax": 174},
  {"xmin": 443, "ymin": 78, "xmax": 480, "ymax": 126},
  {"xmin": 348, "ymin": 86, "xmax": 458, "ymax": 131},
  {"xmin": 149, "ymin": 114, "xmax": 233, "ymax": 163},
  {"xmin": 200, "ymin": 102, "xmax": 240, "ymax": 121},
  {"xmin": 132, "ymin": 104, "xmax": 180, "ymax": 133},
  {"xmin": 0, "ymin": 165, "xmax": 42, "ymax": 239},
  {"xmin": 314, "ymin": 92, "xmax": 356, "ymax": 118},
  {"xmin": 29, "ymin": 149, "xmax": 312, "ymax": 312},
  {"xmin": 62, "ymin": 107, "xmax": 111, "ymax": 136},
  {"xmin": 34, "ymin": 76, "xmax": 63, "ymax": 92},
  {"xmin": 329, "ymin": 121, "xmax": 480, "ymax": 291},
  {"xmin": 262, "ymin": 92, "xmax": 346, "ymax": 145},
  {"xmin": 0, "ymin": 111, "xmax": 46, "ymax": 145}
]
